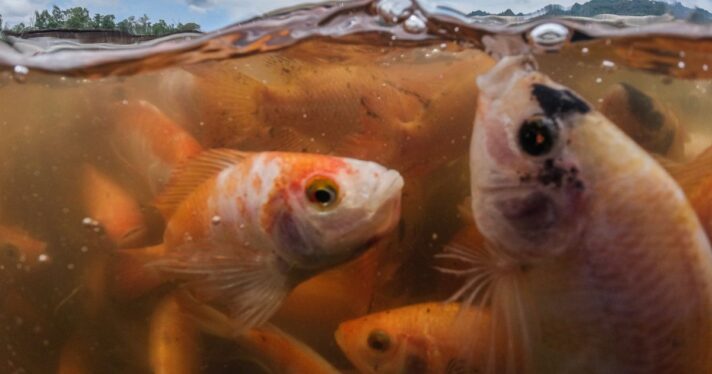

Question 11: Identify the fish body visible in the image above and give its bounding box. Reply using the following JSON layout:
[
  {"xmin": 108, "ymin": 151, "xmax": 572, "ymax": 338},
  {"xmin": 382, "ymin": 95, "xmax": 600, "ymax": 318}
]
[
  {"xmin": 187, "ymin": 50, "xmax": 494, "ymax": 174},
  {"xmin": 110, "ymin": 100, "xmax": 203, "ymax": 195},
  {"xmin": 149, "ymin": 294, "xmax": 201, "ymax": 374},
  {"xmin": 149, "ymin": 149, "xmax": 403, "ymax": 333},
  {"xmin": 458, "ymin": 55, "xmax": 712, "ymax": 373},
  {"xmin": 335, "ymin": 302, "xmax": 499, "ymax": 374},
  {"xmin": 80, "ymin": 164, "xmax": 147, "ymax": 248},
  {"xmin": 0, "ymin": 224, "xmax": 48, "ymax": 273}
]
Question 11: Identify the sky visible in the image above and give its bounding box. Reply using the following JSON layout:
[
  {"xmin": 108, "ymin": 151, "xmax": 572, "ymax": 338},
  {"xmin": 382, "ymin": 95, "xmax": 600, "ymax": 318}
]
[{"xmin": 1, "ymin": 0, "xmax": 712, "ymax": 31}]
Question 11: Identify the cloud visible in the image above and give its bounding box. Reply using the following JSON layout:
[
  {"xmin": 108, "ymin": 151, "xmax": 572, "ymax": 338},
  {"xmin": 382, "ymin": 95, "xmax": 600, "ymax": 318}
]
[
  {"xmin": 180, "ymin": 0, "xmax": 321, "ymax": 21},
  {"xmin": 0, "ymin": 0, "xmax": 53, "ymax": 24}
]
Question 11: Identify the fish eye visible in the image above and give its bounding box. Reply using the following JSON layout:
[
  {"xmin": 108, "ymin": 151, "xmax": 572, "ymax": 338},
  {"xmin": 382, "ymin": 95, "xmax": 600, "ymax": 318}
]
[
  {"xmin": 518, "ymin": 115, "xmax": 559, "ymax": 156},
  {"xmin": 306, "ymin": 176, "xmax": 339, "ymax": 208},
  {"xmin": 367, "ymin": 329, "xmax": 391, "ymax": 352}
]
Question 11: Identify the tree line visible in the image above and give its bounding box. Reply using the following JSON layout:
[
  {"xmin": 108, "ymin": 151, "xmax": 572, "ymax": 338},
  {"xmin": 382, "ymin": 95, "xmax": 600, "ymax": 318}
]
[{"xmin": 0, "ymin": 6, "xmax": 201, "ymax": 35}]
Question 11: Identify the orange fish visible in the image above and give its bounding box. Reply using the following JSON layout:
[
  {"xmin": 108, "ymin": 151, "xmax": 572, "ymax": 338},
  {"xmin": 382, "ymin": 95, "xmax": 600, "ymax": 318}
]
[
  {"xmin": 657, "ymin": 144, "xmax": 712, "ymax": 236},
  {"xmin": 184, "ymin": 50, "xmax": 493, "ymax": 175},
  {"xmin": 0, "ymin": 224, "xmax": 49, "ymax": 273},
  {"xmin": 57, "ymin": 332, "xmax": 93, "ymax": 374},
  {"xmin": 175, "ymin": 292, "xmax": 339, "ymax": 374},
  {"xmin": 130, "ymin": 148, "xmax": 403, "ymax": 333},
  {"xmin": 149, "ymin": 294, "xmax": 201, "ymax": 374},
  {"xmin": 80, "ymin": 164, "xmax": 147, "ymax": 248},
  {"xmin": 336, "ymin": 302, "xmax": 503, "ymax": 374},
  {"xmin": 110, "ymin": 100, "xmax": 203, "ymax": 195},
  {"xmin": 445, "ymin": 55, "xmax": 712, "ymax": 373},
  {"xmin": 600, "ymin": 82, "xmax": 688, "ymax": 161}
]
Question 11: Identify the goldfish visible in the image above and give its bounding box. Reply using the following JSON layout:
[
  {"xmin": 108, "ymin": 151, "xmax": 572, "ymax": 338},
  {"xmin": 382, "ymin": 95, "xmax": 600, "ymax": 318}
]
[
  {"xmin": 0, "ymin": 224, "xmax": 49, "ymax": 273},
  {"xmin": 80, "ymin": 164, "xmax": 148, "ymax": 248},
  {"xmin": 443, "ymin": 55, "xmax": 712, "ymax": 373},
  {"xmin": 132, "ymin": 148, "xmax": 403, "ymax": 333},
  {"xmin": 57, "ymin": 332, "xmax": 93, "ymax": 374},
  {"xmin": 599, "ymin": 82, "xmax": 688, "ymax": 161},
  {"xmin": 110, "ymin": 100, "xmax": 203, "ymax": 195},
  {"xmin": 149, "ymin": 294, "xmax": 201, "ymax": 374},
  {"xmin": 184, "ymin": 49, "xmax": 493, "ymax": 174},
  {"xmin": 336, "ymin": 302, "xmax": 502, "ymax": 374},
  {"xmin": 656, "ymin": 144, "xmax": 712, "ymax": 236}
]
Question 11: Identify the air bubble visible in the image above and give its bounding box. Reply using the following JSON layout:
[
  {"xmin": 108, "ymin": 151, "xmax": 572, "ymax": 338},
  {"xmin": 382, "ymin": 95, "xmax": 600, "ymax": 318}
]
[
  {"xmin": 37, "ymin": 254, "xmax": 49, "ymax": 263},
  {"xmin": 601, "ymin": 60, "xmax": 615, "ymax": 69},
  {"xmin": 211, "ymin": 215, "xmax": 221, "ymax": 225},
  {"xmin": 403, "ymin": 12, "xmax": 427, "ymax": 34},
  {"xmin": 704, "ymin": 64, "xmax": 709, "ymax": 71},
  {"xmin": 375, "ymin": 0, "xmax": 412, "ymax": 25},
  {"xmin": 528, "ymin": 22, "xmax": 569, "ymax": 52},
  {"xmin": 677, "ymin": 61, "xmax": 686, "ymax": 69},
  {"xmin": 581, "ymin": 47, "xmax": 589, "ymax": 54},
  {"xmin": 12, "ymin": 65, "xmax": 29, "ymax": 83},
  {"xmin": 595, "ymin": 77, "xmax": 603, "ymax": 84}
]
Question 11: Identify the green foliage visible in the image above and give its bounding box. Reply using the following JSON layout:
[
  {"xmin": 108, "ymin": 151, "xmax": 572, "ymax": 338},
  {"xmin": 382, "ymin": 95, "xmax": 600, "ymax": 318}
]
[
  {"xmin": 467, "ymin": 0, "xmax": 712, "ymax": 20},
  {"xmin": 2, "ymin": 5, "xmax": 201, "ymax": 35}
]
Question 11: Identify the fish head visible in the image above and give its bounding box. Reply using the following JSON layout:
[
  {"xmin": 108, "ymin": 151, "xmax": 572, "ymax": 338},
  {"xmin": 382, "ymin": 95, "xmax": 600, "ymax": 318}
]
[
  {"xmin": 266, "ymin": 153, "xmax": 403, "ymax": 270},
  {"xmin": 335, "ymin": 313, "xmax": 422, "ymax": 373},
  {"xmin": 470, "ymin": 55, "xmax": 593, "ymax": 260}
]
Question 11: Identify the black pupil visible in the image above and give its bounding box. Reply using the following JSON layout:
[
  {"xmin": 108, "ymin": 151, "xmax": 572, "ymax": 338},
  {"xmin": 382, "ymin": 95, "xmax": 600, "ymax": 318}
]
[
  {"xmin": 314, "ymin": 188, "xmax": 334, "ymax": 204},
  {"xmin": 367, "ymin": 330, "xmax": 390, "ymax": 352},
  {"xmin": 518, "ymin": 117, "xmax": 558, "ymax": 156}
]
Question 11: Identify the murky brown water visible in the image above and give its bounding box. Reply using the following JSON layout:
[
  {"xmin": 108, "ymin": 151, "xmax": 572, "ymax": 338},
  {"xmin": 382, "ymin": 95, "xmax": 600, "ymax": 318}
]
[{"xmin": 1, "ymin": 1, "xmax": 712, "ymax": 373}]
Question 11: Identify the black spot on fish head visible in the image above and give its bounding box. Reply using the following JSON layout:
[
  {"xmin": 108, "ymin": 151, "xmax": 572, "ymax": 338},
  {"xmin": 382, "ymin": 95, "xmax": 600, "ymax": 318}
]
[{"xmin": 532, "ymin": 84, "xmax": 590, "ymax": 118}]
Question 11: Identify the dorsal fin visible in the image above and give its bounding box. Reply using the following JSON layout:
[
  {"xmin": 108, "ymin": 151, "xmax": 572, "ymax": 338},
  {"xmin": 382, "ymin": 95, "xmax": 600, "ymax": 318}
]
[{"xmin": 154, "ymin": 148, "xmax": 248, "ymax": 218}]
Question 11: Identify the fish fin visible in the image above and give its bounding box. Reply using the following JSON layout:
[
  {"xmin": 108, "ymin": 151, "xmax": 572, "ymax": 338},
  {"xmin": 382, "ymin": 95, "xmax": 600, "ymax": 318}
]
[
  {"xmin": 154, "ymin": 148, "xmax": 248, "ymax": 218},
  {"xmin": 173, "ymin": 289, "xmax": 237, "ymax": 339},
  {"xmin": 111, "ymin": 244, "xmax": 167, "ymax": 301},
  {"xmin": 436, "ymin": 239, "xmax": 533, "ymax": 374},
  {"xmin": 457, "ymin": 197, "xmax": 474, "ymax": 224},
  {"xmin": 149, "ymin": 243, "xmax": 290, "ymax": 335},
  {"xmin": 656, "ymin": 145, "xmax": 712, "ymax": 193}
]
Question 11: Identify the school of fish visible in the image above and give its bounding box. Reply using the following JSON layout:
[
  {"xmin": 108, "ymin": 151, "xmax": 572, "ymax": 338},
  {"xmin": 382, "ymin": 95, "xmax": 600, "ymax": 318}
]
[{"xmin": 2, "ymin": 38, "xmax": 712, "ymax": 374}]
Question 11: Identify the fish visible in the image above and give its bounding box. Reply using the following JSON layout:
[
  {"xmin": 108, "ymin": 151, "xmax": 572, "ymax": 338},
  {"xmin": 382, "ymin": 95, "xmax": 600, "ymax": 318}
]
[
  {"xmin": 175, "ymin": 292, "xmax": 339, "ymax": 374},
  {"xmin": 656, "ymin": 144, "xmax": 712, "ymax": 236},
  {"xmin": 149, "ymin": 294, "xmax": 201, "ymax": 374},
  {"xmin": 599, "ymin": 82, "xmax": 688, "ymax": 161},
  {"xmin": 335, "ymin": 302, "xmax": 503, "ymax": 374},
  {"xmin": 131, "ymin": 148, "xmax": 403, "ymax": 334},
  {"xmin": 57, "ymin": 332, "xmax": 93, "ymax": 374},
  {"xmin": 110, "ymin": 100, "xmax": 203, "ymax": 196},
  {"xmin": 80, "ymin": 164, "xmax": 148, "ymax": 248},
  {"xmin": 0, "ymin": 224, "xmax": 49, "ymax": 273},
  {"xmin": 184, "ymin": 50, "xmax": 493, "ymax": 174},
  {"xmin": 441, "ymin": 55, "xmax": 712, "ymax": 373}
]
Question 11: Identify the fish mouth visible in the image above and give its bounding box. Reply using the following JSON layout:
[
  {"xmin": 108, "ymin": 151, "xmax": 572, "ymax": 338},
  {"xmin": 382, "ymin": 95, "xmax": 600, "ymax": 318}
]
[{"xmin": 369, "ymin": 170, "xmax": 404, "ymax": 209}]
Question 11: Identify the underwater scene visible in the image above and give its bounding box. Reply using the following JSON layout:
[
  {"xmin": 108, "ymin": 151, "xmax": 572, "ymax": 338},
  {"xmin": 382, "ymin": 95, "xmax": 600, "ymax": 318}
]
[{"xmin": 1, "ymin": 0, "xmax": 712, "ymax": 372}]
